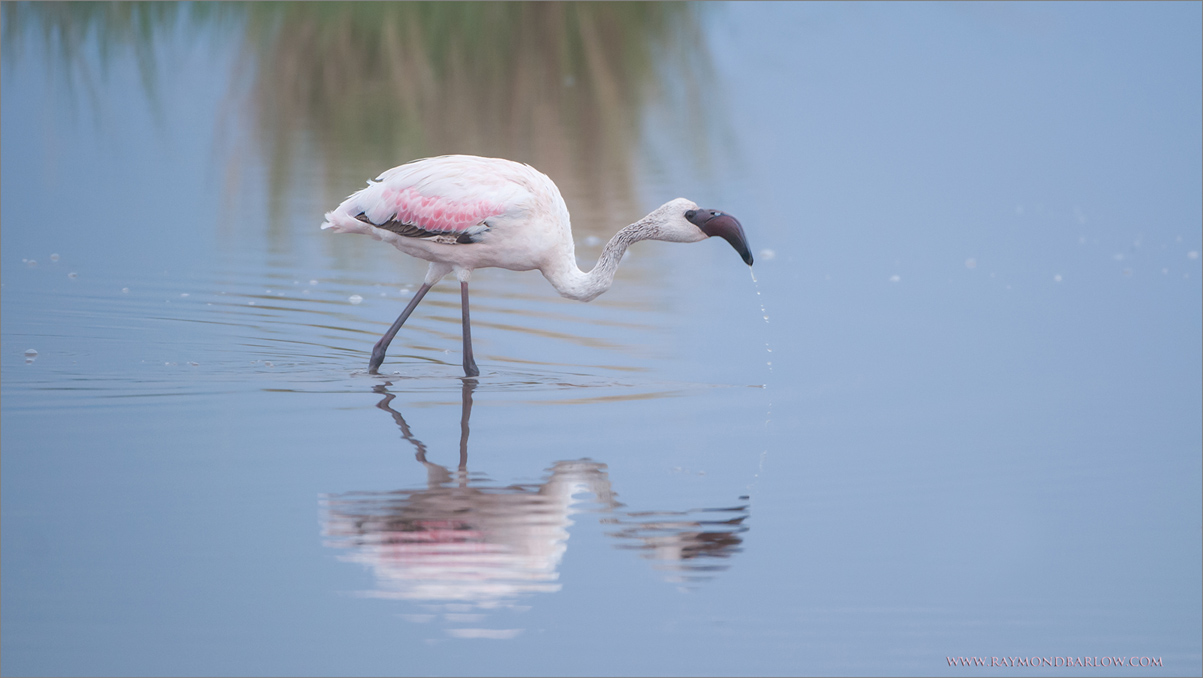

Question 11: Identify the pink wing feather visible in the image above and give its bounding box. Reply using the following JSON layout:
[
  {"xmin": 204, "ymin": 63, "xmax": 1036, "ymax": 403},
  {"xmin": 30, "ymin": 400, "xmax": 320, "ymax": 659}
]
[{"xmin": 322, "ymin": 156, "xmax": 536, "ymax": 243}]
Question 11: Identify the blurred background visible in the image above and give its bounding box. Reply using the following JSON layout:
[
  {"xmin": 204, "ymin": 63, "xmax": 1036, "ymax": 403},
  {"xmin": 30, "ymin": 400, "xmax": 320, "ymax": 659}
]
[{"xmin": 2, "ymin": 2, "xmax": 1200, "ymax": 676}]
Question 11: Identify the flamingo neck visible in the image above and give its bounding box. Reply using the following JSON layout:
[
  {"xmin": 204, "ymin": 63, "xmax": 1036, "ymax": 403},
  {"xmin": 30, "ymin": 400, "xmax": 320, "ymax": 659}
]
[{"xmin": 543, "ymin": 220, "xmax": 652, "ymax": 302}]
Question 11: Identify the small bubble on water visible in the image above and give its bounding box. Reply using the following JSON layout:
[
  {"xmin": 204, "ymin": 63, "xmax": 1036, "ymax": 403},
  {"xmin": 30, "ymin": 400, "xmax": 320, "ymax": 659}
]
[
  {"xmin": 180, "ymin": 293, "xmax": 189, "ymax": 298},
  {"xmin": 188, "ymin": 361, "xmax": 199, "ymax": 366},
  {"xmin": 965, "ymin": 258, "xmax": 977, "ymax": 269},
  {"xmin": 24, "ymin": 349, "xmax": 38, "ymax": 364},
  {"xmin": 759, "ymin": 248, "xmax": 776, "ymax": 261},
  {"xmin": 248, "ymin": 300, "xmax": 256, "ymax": 305},
  {"xmin": 264, "ymin": 361, "xmax": 274, "ymax": 367},
  {"xmin": 26, "ymin": 260, "xmax": 37, "ymax": 267},
  {"xmin": 121, "ymin": 287, "xmax": 130, "ymax": 294},
  {"xmin": 1189, "ymin": 251, "xmax": 1199, "ymax": 260},
  {"xmin": 1054, "ymin": 274, "xmax": 1063, "ymax": 282},
  {"xmin": 348, "ymin": 294, "xmax": 364, "ymax": 304},
  {"xmin": 67, "ymin": 272, "xmax": 78, "ymax": 279},
  {"xmin": 889, "ymin": 274, "xmax": 901, "ymax": 283},
  {"xmin": 50, "ymin": 253, "xmax": 60, "ymax": 262},
  {"xmin": 164, "ymin": 361, "xmax": 177, "ymax": 367},
  {"xmin": 309, "ymin": 279, "xmax": 319, "ymax": 285}
]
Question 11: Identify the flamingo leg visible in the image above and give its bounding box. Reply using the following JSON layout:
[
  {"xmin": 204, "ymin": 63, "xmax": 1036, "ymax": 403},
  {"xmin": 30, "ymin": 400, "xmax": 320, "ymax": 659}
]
[
  {"xmin": 460, "ymin": 281, "xmax": 480, "ymax": 377},
  {"xmin": 369, "ymin": 282, "xmax": 433, "ymax": 374}
]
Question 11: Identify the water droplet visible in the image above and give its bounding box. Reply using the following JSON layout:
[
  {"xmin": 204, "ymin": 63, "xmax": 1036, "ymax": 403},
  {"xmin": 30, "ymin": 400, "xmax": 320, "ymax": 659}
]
[
  {"xmin": 50, "ymin": 253, "xmax": 60, "ymax": 262},
  {"xmin": 889, "ymin": 275, "xmax": 901, "ymax": 283},
  {"xmin": 121, "ymin": 287, "xmax": 130, "ymax": 294},
  {"xmin": 349, "ymin": 294, "xmax": 364, "ymax": 304},
  {"xmin": 24, "ymin": 349, "xmax": 38, "ymax": 364},
  {"xmin": 583, "ymin": 235, "xmax": 601, "ymax": 246},
  {"xmin": 758, "ymin": 248, "xmax": 776, "ymax": 261},
  {"xmin": 1054, "ymin": 274, "xmax": 1063, "ymax": 282}
]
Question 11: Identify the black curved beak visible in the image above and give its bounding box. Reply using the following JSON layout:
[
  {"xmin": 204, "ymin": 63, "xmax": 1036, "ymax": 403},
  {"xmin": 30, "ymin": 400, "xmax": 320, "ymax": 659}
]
[{"xmin": 686, "ymin": 209, "xmax": 753, "ymax": 266}]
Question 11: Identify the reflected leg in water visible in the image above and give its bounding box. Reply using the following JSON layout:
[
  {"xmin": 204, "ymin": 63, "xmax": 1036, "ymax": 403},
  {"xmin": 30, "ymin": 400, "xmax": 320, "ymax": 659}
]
[
  {"xmin": 459, "ymin": 378, "xmax": 475, "ymax": 469},
  {"xmin": 368, "ymin": 282, "xmax": 433, "ymax": 375}
]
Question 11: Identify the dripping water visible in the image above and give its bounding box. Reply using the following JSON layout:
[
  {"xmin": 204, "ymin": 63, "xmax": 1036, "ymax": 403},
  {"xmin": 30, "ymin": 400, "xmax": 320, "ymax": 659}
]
[
  {"xmin": 750, "ymin": 268, "xmax": 772, "ymax": 371},
  {"xmin": 747, "ymin": 266, "xmax": 773, "ymax": 499}
]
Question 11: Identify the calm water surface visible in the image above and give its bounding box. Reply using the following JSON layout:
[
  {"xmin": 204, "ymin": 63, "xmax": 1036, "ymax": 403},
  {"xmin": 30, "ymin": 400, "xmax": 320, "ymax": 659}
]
[{"xmin": 2, "ymin": 3, "xmax": 1200, "ymax": 676}]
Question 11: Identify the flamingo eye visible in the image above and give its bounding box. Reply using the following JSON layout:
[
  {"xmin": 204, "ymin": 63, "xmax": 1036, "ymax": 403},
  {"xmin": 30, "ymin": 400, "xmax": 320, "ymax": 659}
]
[{"xmin": 685, "ymin": 210, "xmax": 697, "ymax": 220}]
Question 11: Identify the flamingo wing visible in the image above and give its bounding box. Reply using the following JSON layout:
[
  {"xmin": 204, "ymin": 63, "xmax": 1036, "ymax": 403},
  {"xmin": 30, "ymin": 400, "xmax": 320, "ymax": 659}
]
[{"xmin": 323, "ymin": 156, "xmax": 535, "ymax": 245}]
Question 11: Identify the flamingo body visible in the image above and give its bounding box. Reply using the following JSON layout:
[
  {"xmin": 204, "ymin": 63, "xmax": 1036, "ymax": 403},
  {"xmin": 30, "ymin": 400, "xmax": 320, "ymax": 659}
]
[
  {"xmin": 323, "ymin": 156, "xmax": 570, "ymax": 276},
  {"xmin": 322, "ymin": 155, "xmax": 752, "ymax": 376}
]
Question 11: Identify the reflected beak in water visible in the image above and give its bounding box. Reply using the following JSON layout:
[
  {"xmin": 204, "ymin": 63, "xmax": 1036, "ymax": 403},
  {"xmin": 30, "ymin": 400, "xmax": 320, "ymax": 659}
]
[{"xmin": 686, "ymin": 209, "xmax": 754, "ymax": 266}]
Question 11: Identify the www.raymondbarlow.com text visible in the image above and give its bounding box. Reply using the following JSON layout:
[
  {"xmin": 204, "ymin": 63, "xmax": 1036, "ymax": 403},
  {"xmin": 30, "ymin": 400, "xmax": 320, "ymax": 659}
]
[{"xmin": 947, "ymin": 656, "xmax": 1164, "ymax": 668}]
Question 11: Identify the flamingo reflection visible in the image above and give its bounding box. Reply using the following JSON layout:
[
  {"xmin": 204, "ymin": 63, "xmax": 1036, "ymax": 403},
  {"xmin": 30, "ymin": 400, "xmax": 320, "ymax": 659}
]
[{"xmin": 321, "ymin": 380, "xmax": 748, "ymax": 636}]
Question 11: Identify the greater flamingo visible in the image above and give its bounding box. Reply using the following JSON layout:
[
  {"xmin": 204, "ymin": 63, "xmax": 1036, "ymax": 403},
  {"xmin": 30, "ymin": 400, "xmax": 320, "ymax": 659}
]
[{"xmin": 322, "ymin": 155, "xmax": 753, "ymax": 377}]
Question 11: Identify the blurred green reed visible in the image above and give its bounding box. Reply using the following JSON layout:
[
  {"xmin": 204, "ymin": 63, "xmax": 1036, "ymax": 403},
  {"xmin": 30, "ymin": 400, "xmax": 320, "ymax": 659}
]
[{"xmin": 3, "ymin": 2, "xmax": 720, "ymax": 234}]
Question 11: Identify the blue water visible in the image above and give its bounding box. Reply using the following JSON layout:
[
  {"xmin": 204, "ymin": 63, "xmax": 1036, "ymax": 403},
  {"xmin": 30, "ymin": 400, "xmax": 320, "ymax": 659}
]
[{"xmin": 3, "ymin": 3, "xmax": 1200, "ymax": 676}]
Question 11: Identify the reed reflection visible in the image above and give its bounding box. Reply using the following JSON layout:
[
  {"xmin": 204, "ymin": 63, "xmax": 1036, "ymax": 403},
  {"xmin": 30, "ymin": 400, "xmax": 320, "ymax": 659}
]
[
  {"xmin": 321, "ymin": 380, "xmax": 748, "ymax": 638},
  {"xmin": 3, "ymin": 2, "xmax": 722, "ymax": 241}
]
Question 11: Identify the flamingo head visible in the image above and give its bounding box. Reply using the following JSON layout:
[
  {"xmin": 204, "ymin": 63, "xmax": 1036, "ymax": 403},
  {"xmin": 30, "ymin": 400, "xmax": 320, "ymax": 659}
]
[{"xmin": 685, "ymin": 207, "xmax": 754, "ymax": 266}]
